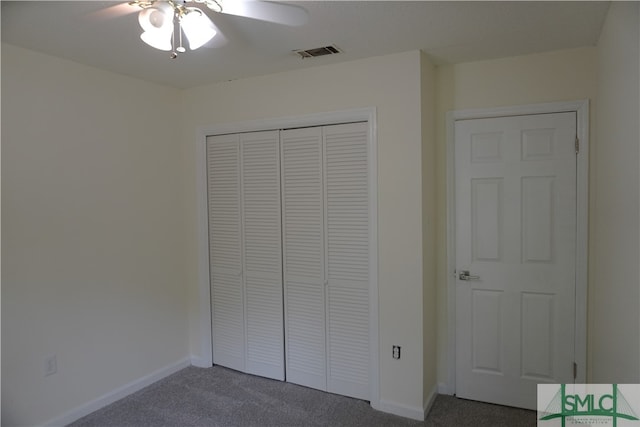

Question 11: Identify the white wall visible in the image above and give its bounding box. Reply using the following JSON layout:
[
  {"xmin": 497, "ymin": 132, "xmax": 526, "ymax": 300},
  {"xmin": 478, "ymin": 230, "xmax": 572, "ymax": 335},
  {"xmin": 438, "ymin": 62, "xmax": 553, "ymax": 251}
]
[
  {"xmin": 1, "ymin": 44, "xmax": 190, "ymax": 426},
  {"xmin": 434, "ymin": 47, "xmax": 598, "ymax": 388},
  {"xmin": 591, "ymin": 1, "xmax": 640, "ymax": 383},
  {"xmin": 182, "ymin": 50, "xmax": 432, "ymax": 416}
]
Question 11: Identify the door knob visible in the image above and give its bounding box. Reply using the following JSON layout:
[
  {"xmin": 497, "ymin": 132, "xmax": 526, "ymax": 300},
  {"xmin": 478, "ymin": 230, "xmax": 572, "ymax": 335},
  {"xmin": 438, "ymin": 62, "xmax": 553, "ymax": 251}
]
[{"xmin": 459, "ymin": 270, "xmax": 480, "ymax": 281}]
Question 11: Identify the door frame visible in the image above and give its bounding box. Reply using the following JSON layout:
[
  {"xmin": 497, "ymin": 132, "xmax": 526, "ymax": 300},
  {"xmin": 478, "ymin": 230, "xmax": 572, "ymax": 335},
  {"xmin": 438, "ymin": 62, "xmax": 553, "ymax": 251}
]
[
  {"xmin": 194, "ymin": 107, "xmax": 380, "ymax": 408},
  {"xmin": 445, "ymin": 100, "xmax": 589, "ymax": 395}
]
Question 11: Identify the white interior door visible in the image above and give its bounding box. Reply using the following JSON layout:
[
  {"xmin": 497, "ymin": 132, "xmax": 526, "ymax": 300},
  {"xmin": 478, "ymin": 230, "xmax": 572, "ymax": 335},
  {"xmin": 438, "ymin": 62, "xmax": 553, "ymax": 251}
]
[{"xmin": 455, "ymin": 112, "xmax": 577, "ymax": 409}]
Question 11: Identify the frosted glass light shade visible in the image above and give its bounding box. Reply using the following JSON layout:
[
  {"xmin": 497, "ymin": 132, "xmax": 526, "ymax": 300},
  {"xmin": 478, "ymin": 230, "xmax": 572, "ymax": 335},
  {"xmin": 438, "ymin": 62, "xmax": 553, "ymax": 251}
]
[
  {"xmin": 181, "ymin": 9, "xmax": 216, "ymax": 50},
  {"xmin": 138, "ymin": 2, "xmax": 173, "ymax": 51},
  {"xmin": 138, "ymin": 2, "xmax": 173, "ymax": 32},
  {"xmin": 140, "ymin": 30, "xmax": 172, "ymax": 51}
]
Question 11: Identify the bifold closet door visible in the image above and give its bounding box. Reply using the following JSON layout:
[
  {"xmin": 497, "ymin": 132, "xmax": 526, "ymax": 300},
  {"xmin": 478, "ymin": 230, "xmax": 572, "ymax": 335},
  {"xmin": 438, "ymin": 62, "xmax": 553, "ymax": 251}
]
[
  {"xmin": 281, "ymin": 127, "xmax": 327, "ymax": 391},
  {"xmin": 324, "ymin": 122, "xmax": 370, "ymax": 400},
  {"xmin": 207, "ymin": 134, "xmax": 244, "ymax": 373},
  {"xmin": 282, "ymin": 122, "xmax": 370, "ymax": 400},
  {"xmin": 207, "ymin": 131, "xmax": 284, "ymax": 381},
  {"xmin": 241, "ymin": 131, "xmax": 284, "ymax": 380}
]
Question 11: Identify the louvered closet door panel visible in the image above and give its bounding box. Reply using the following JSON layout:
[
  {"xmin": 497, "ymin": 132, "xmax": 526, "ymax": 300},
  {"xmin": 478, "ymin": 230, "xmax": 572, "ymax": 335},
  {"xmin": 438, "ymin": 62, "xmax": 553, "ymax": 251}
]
[
  {"xmin": 324, "ymin": 122, "xmax": 370, "ymax": 400},
  {"xmin": 281, "ymin": 127, "xmax": 327, "ymax": 391},
  {"xmin": 240, "ymin": 131, "xmax": 285, "ymax": 381},
  {"xmin": 206, "ymin": 134, "xmax": 245, "ymax": 372}
]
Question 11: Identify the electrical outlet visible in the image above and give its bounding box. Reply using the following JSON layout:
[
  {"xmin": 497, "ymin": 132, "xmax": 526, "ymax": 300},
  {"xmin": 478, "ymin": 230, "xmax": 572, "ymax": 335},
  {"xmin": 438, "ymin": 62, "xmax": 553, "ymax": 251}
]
[
  {"xmin": 392, "ymin": 345, "xmax": 401, "ymax": 360},
  {"xmin": 44, "ymin": 354, "xmax": 57, "ymax": 376}
]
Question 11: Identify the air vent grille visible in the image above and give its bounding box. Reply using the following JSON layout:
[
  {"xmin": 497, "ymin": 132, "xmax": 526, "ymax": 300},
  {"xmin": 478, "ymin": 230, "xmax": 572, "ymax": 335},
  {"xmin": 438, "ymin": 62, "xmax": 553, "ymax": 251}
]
[{"xmin": 294, "ymin": 45, "xmax": 342, "ymax": 58}]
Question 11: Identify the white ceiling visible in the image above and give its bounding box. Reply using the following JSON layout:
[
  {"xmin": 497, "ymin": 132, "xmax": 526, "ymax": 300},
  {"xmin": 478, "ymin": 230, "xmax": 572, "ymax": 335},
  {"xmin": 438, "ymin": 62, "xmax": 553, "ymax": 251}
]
[{"xmin": 1, "ymin": 1, "xmax": 610, "ymax": 89}]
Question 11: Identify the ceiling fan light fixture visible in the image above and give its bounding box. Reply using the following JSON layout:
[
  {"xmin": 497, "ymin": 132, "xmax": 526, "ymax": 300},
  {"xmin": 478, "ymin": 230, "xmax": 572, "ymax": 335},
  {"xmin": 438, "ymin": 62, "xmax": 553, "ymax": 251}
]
[
  {"xmin": 181, "ymin": 8, "xmax": 217, "ymax": 50},
  {"xmin": 129, "ymin": 0, "xmax": 306, "ymax": 58},
  {"xmin": 138, "ymin": 2, "xmax": 174, "ymax": 51},
  {"xmin": 138, "ymin": 2, "xmax": 173, "ymax": 32},
  {"xmin": 140, "ymin": 30, "xmax": 173, "ymax": 51}
]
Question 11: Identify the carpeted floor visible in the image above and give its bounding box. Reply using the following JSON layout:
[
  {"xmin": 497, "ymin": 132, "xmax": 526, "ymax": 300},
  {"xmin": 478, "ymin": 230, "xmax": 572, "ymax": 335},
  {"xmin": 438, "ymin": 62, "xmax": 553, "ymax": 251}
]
[{"xmin": 69, "ymin": 366, "xmax": 536, "ymax": 427}]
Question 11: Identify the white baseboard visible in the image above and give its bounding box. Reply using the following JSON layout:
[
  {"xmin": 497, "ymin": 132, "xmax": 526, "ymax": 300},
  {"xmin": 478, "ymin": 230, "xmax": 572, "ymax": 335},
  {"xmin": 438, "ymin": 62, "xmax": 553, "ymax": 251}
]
[
  {"xmin": 43, "ymin": 357, "xmax": 191, "ymax": 427},
  {"xmin": 376, "ymin": 399, "xmax": 426, "ymax": 421},
  {"xmin": 423, "ymin": 384, "xmax": 438, "ymax": 418}
]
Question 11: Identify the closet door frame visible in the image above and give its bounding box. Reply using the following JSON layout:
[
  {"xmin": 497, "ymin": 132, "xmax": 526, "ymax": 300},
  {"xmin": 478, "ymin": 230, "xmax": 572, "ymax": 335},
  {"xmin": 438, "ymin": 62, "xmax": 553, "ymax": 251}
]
[{"xmin": 195, "ymin": 108, "xmax": 379, "ymax": 407}]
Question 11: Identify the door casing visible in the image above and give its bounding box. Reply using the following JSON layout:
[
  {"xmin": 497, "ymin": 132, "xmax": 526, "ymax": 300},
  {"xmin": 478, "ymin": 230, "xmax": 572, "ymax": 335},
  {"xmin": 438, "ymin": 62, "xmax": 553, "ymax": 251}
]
[{"xmin": 445, "ymin": 100, "xmax": 589, "ymax": 395}]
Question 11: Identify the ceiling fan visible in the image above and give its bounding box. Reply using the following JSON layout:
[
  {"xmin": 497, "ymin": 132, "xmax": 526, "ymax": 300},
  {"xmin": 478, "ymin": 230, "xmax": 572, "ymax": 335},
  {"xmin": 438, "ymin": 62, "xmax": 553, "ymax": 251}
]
[{"xmin": 97, "ymin": 0, "xmax": 308, "ymax": 59}]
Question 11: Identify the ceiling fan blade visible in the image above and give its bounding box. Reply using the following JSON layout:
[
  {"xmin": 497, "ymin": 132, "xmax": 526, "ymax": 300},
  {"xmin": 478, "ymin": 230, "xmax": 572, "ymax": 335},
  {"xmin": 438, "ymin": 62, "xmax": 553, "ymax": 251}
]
[
  {"xmin": 220, "ymin": 1, "xmax": 308, "ymax": 27},
  {"xmin": 86, "ymin": 2, "xmax": 140, "ymax": 21},
  {"xmin": 200, "ymin": 8, "xmax": 250, "ymax": 49}
]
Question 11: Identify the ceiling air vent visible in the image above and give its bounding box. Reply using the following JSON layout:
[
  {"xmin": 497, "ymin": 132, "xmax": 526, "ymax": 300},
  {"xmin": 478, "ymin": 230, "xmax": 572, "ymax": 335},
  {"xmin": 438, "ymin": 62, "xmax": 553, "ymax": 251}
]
[{"xmin": 294, "ymin": 45, "xmax": 342, "ymax": 59}]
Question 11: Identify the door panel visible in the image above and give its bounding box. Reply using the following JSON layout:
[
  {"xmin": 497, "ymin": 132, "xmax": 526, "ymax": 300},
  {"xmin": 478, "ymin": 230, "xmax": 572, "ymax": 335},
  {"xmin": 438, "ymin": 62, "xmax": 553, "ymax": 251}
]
[
  {"xmin": 281, "ymin": 123, "xmax": 370, "ymax": 400},
  {"xmin": 471, "ymin": 289, "xmax": 503, "ymax": 374},
  {"xmin": 455, "ymin": 112, "xmax": 577, "ymax": 409},
  {"xmin": 207, "ymin": 134, "xmax": 245, "ymax": 373},
  {"xmin": 208, "ymin": 131, "xmax": 284, "ymax": 380},
  {"xmin": 241, "ymin": 131, "xmax": 284, "ymax": 380},
  {"xmin": 324, "ymin": 122, "xmax": 370, "ymax": 400},
  {"xmin": 281, "ymin": 127, "xmax": 327, "ymax": 391}
]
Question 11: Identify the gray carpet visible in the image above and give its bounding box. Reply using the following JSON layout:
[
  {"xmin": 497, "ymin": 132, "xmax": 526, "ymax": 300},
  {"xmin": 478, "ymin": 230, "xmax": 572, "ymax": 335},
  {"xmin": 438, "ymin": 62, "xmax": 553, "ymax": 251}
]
[{"xmin": 69, "ymin": 366, "xmax": 536, "ymax": 427}]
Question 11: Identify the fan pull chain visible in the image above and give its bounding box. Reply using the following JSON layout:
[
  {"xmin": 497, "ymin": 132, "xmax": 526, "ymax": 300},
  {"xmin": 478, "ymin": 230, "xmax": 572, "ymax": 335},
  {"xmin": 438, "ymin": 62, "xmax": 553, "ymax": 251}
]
[
  {"xmin": 177, "ymin": 19, "xmax": 186, "ymax": 54},
  {"xmin": 170, "ymin": 22, "xmax": 177, "ymax": 59}
]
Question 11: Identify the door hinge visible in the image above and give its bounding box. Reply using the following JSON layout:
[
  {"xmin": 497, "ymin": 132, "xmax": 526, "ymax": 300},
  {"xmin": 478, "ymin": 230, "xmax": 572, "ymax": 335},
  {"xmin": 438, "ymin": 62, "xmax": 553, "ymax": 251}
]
[
  {"xmin": 575, "ymin": 136, "xmax": 580, "ymax": 154},
  {"xmin": 573, "ymin": 362, "xmax": 577, "ymax": 379}
]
